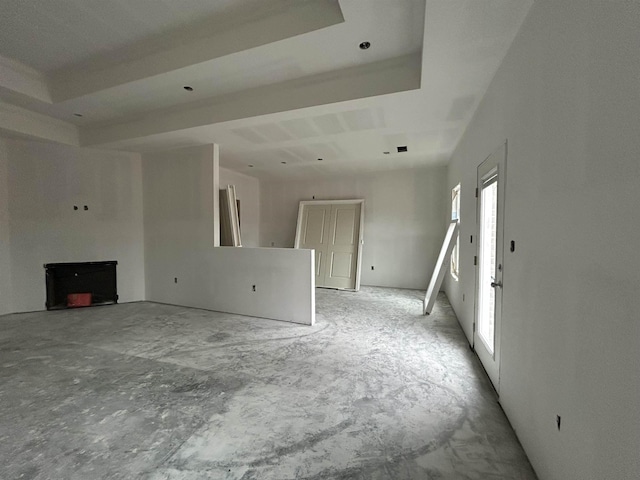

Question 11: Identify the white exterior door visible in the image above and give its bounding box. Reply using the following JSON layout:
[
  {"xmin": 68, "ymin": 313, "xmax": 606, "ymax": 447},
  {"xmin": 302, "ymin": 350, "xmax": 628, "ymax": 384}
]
[{"xmin": 474, "ymin": 143, "xmax": 507, "ymax": 392}]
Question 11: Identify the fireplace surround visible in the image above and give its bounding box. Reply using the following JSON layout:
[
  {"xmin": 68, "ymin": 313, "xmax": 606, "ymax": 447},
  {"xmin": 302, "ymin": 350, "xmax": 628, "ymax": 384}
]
[{"xmin": 44, "ymin": 261, "xmax": 118, "ymax": 310}]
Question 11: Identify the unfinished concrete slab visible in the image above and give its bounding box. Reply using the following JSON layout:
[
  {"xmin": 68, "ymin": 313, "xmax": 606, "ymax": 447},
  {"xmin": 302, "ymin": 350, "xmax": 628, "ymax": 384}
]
[{"xmin": 0, "ymin": 288, "xmax": 537, "ymax": 479}]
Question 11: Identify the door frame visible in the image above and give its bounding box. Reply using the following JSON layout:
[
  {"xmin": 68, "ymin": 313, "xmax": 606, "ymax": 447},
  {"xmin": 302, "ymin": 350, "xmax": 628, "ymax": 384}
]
[
  {"xmin": 294, "ymin": 199, "xmax": 365, "ymax": 291},
  {"xmin": 473, "ymin": 141, "xmax": 507, "ymax": 393}
]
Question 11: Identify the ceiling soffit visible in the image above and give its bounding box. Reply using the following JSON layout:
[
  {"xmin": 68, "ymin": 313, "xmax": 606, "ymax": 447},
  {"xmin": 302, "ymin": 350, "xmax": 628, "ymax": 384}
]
[
  {"xmin": 0, "ymin": 1, "xmax": 536, "ymax": 181},
  {"xmin": 50, "ymin": 0, "xmax": 346, "ymax": 102}
]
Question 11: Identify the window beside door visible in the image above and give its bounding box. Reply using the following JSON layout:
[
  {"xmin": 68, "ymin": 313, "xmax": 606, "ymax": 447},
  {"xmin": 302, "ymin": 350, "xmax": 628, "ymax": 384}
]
[{"xmin": 451, "ymin": 183, "xmax": 460, "ymax": 280}]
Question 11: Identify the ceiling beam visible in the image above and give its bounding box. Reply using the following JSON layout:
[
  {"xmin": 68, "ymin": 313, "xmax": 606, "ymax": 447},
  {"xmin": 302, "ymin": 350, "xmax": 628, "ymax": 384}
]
[
  {"xmin": 81, "ymin": 54, "xmax": 421, "ymax": 149},
  {"xmin": 0, "ymin": 55, "xmax": 52, "ymax": 104},
  {"xmin": 0, "ymin": 100, "xmax": 78, "ymax": 146},
  {"xmin": 49, "ymin": 0, "xmax": 344, "ymax": 103}
]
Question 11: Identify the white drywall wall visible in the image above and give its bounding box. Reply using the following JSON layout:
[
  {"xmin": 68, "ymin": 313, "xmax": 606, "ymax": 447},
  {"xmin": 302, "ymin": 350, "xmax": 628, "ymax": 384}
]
[
  {"xmin": 219, "ymin": 167, "xmax": 260, "ymax": 248},
  {"xmin": 143, "ymin": 146, "xmax": 314, "ymax": 325},
  {"xmin": 143, "ymin": 145, "xmax": 217, "ymax": 304},
  {"xmin": 444, "ymin": 2, "xmax": 640, "ymax": 479},
  {"xmin": 0, "ymin": 139, "xmax": 13, "ymax": 315},
  {"xmin": 260, "ymin": 167, "xmax": 448, "ymax": 290},
  {"xmin": 3, "ymin": 138, "xmax": 145, "ymax": 313}
]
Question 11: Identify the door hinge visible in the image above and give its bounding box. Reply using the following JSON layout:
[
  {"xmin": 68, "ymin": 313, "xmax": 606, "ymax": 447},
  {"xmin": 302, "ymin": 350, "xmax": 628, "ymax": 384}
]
[
  {"xmin": 475, "ymin": 187, "xmax": 478, "ymax": 198},
  {"xmin": 473, "ymin": 256, "xmax": 477, "ymax": 266},
  {"xmin": 473, "ymin": 322, "xmax": 476, "ymax": 333}
]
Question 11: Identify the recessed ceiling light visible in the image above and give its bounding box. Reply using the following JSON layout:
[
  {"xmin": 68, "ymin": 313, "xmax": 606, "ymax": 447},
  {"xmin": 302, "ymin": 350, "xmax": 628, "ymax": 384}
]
[
  {"xmin": 317, "ymin": 158, "xmax": 323, "ymax": 161},
  {"xmin": 73, "ymin": 113, "xmax": 83, "ymax": 117},
  {"xmin": 359, "ymin": 41, "xmax": 371, "ymax": 50},
  {"xmin": 248, "ymin": 164, "xmax": 254, "ymax": 167},
  {"xmin": 183, "ymin": 85, "xmax": 194, "ymax": 92},
  {"xmin": 281, "ymin": 161, "xmax": 287, "ymax": 164},
  {"xmin": 383, "ymin": 151, "xmax": 390, "ymax": 155}
]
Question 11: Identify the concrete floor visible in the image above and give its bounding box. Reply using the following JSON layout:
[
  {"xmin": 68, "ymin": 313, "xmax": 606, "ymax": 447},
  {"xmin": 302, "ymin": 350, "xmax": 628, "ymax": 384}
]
[{"xmin": 0, "ymin": 288, "xmax": 537, "ymax": 480}]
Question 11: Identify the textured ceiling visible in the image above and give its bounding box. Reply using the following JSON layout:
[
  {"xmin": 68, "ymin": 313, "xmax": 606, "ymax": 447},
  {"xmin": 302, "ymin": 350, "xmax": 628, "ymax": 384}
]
[
  {"xmin": 0, "ymin": 0, "xmax": 291, "ymax": 72},
  {"xmin": 0, "ymin": 0, "xmax": 534, "ymax": 181}
]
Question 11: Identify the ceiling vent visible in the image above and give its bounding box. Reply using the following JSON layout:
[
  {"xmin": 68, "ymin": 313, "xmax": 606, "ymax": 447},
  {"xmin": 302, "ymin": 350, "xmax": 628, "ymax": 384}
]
[{"xmin": 397, "ymin": 146, "xmax": 407, "ymax": 153}]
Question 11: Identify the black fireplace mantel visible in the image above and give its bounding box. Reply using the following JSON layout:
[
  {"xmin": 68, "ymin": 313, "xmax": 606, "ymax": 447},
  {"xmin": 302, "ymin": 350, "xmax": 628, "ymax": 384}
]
[{"xmin": 44, "ymin": 261, "xmax": 118, "ymax": 310}]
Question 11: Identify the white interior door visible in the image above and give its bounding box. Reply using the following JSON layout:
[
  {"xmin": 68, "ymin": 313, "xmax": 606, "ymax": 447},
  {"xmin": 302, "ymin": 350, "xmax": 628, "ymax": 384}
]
[
  {"xmin": 474, "ymin": 143, "xmax": 507, "ymax": 392},
  {"xmin": 324, "ymin": 203, "xmax": 361, "ymax": 289},
  {"xmin": 298, "ymin": 204, "xmax": 332, "ymax": 286},
  {"xmin": 295, "ymin": 200, "xmax": 364, "ymax": 290}
]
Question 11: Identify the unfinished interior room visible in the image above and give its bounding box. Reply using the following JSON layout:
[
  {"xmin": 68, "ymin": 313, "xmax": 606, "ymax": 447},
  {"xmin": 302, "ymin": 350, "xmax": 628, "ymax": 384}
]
[{"xmin": 0, "ymin": 1, "xmax": 638, "ymax": 479}]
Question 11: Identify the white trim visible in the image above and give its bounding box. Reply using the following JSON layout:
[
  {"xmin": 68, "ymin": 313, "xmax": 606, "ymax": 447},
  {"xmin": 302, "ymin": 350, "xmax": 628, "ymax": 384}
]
[
  {"xmin": 424, "ymin": 220, "xmax": 460, "ymax": 314},
  {"xmin": 450, "ymin": 183, "xmax": 461, "ymax": 281},
  {"xmin": 224, "ymin": 185, "xmax": 242, "ymax": 247}
]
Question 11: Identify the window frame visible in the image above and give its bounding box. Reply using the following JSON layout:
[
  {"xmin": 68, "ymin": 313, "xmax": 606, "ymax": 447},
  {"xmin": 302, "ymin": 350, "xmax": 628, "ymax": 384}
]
[{"xmin": 450, "ymin": 183, "xmax": 461, "ymax": 280}]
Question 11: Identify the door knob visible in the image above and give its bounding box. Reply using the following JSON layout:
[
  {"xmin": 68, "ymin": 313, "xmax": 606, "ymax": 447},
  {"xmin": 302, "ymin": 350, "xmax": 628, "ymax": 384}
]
[{"xmin": 491, "ymin": 281, "xmax": 502, "ymax": 288}]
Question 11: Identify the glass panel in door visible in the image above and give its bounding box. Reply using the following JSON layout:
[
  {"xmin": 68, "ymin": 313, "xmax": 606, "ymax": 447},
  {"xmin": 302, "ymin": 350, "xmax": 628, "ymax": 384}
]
[{"xmin": 478, "ymin": 176, "xmax": 498, "ymax": 354}]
